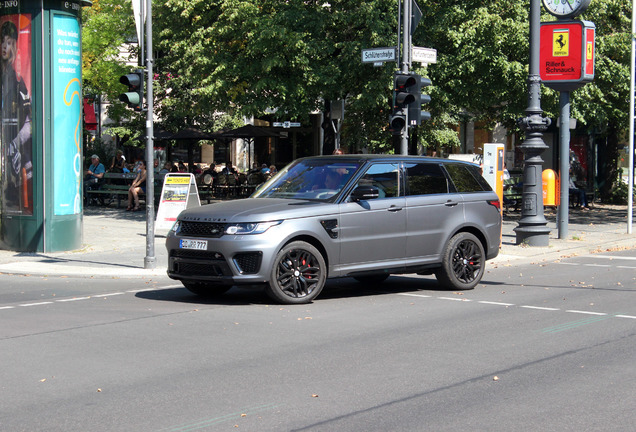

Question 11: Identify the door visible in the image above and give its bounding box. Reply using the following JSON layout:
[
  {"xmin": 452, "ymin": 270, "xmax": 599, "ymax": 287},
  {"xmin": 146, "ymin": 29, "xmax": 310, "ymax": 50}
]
[{"xmin": 337, "ymin": 163, "xmax": 406, "ymax": 274}]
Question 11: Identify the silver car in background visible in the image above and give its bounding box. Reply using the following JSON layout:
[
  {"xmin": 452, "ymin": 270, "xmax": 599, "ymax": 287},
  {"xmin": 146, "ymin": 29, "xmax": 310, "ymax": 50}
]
[{"xmin": 166, "ymin": 155, "xmax": 502, "ymax": 304}]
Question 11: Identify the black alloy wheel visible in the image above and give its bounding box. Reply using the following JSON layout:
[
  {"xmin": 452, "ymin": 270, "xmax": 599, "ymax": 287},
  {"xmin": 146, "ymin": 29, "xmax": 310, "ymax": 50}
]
[
  {"xmin": 267, "ymin": 241, "xmax": 326, "ymax": 304},
  {"xmin": 435, "ymin": 232, "xmax": 485, "ymax": 290}
]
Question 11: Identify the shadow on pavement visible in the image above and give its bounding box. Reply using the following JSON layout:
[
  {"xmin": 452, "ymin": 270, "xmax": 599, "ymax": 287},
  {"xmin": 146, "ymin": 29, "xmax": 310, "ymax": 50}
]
[{"xmin": 137, "ymin": 275, "xmax": 458, "ymax": 306}]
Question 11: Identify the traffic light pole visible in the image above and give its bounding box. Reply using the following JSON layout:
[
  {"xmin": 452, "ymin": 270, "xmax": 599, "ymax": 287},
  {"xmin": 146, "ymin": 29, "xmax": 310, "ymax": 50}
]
[
  {"xmin": 144, "ymin": 0, "xmax": 156, "ymax": 269},
  {"xmin": 400, "ymin": 0, "xmax": 411, "ymax": 155}
]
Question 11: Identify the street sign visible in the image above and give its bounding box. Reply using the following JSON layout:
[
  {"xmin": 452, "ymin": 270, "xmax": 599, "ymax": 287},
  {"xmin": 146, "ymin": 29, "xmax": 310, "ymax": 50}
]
[
  {"xmin": 273, "ymin": 121, "xmax": 301, "ymax": 128},
  {"xmin": 361, "ymin": 47, "xmax": 397, "ymax": 63},
  {"xmin": 412, "ymin": 46, "xmax": 437, "ymax": 64}
]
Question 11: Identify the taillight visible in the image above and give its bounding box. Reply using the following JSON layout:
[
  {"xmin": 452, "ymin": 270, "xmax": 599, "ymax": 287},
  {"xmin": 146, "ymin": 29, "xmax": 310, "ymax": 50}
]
[{"xmin": 488, "ymin": 199, "xmax": 501, "ymax": 212}]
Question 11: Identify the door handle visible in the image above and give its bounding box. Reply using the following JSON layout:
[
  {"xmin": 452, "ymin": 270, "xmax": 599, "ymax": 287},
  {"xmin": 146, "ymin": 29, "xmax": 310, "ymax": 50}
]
[
  {"xmin": 388, "ymin": 205, "xmax": 403, "ymax": 212},
  {"xmin": 445, "ymin": 200, "xmax": 459, "ymax": 207}
]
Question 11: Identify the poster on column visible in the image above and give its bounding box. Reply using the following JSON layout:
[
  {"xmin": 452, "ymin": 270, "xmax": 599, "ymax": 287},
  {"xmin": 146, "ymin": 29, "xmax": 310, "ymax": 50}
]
[
  {"xmin": 0, "ymin": 14, "xmax": 33, "ymax": 215},
  {"xmin": 52, "ymin": 14, "xmax": 81, "ymax": 215}
]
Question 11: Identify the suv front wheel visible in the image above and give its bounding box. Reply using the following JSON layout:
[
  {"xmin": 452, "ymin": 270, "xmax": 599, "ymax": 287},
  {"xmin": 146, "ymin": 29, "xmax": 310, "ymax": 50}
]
[
  {"xmin": 435, "ymin": 232, "xmax": 485, "ymax": 290},
  {"xmin": 267, "ymin": 241, "xmax": 327, "ymax": 304}
]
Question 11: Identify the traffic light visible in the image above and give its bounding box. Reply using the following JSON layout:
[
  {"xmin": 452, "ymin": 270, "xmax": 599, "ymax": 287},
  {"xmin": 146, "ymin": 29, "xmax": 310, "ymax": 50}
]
[
  {"xmin": 407, "ymin": 74, "xmax": 432, "ymax": 126},
  {"xmin": 119, "ymin": 70, "xmax": 144, "ymax": 111},
  {"xmin": 389, "ymin": 72, "xmax": 417, "ymax": 135}
]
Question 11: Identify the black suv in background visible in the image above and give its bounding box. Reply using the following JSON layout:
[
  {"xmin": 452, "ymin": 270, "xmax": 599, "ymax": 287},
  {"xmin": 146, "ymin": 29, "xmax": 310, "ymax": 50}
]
[{"xmin": 166, "ymin": 155, "xmax": 502, "ymax": 304}]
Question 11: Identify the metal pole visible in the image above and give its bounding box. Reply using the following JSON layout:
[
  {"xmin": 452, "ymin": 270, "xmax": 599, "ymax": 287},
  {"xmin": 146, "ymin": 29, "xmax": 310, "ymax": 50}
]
[
  {"xmin": 628, "ymin": 0, "xmax": 635, "ymax": 233},
  {"xmin": 558, "ymin": 91, "xmax": 570, "ymax": 239},
  {"xmin": 514, "ymin": 0, "xmax": 551, "ymax": 246},
  {"xmin": 400, "ymin": 0, "xmax": 410, "ymax": 155},
  {"xmin": 144, "ymin": 0, "xmax": 156, "ymax": 269}
]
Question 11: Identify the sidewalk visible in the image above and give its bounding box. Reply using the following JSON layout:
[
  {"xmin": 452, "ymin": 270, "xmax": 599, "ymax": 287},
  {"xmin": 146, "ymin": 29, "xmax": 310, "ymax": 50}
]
[{"xmin": 0, "ymin": 203, "xmax": 633, "ymax": 278}]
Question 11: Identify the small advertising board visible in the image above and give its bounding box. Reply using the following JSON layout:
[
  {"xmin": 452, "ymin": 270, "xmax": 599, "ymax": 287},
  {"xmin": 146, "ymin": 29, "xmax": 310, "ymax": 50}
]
[
  {"xmin": 155, "ymin": 174, "xmax": 201, "ymax": 232},
  {"xmin": 540, "ymin": 20, "xmax": 595, "ymax": 91}
]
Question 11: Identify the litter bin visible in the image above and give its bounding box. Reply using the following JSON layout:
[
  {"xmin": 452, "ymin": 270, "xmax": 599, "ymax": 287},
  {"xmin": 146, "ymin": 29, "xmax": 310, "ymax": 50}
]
[{"xmin": 542, "ymin": 169, "xmax": 559, "ymax": 206}]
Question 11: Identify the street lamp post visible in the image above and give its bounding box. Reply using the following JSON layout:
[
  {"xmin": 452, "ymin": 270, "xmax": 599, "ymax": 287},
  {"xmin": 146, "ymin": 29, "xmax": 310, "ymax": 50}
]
[{"xmin": 514, "ymin": 0, "xmax": 551, "ymax": 246}]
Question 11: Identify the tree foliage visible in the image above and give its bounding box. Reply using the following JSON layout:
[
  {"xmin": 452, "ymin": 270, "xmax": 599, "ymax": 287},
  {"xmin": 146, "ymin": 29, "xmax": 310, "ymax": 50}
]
[{"xmin": 83, "ymin": 0, "xmax": 634, "ymax": 198}]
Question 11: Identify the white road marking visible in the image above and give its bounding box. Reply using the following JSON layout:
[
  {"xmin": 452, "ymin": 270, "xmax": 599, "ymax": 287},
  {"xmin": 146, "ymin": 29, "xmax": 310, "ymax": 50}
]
[
  {"xmin": 565, "ymin": 310, "xmax": 607, "ymax": 316},
  {"xmin": 438, "ymin": 296, "xmax": 471, "ymax": 302},
  {"xmin": 19, "ymin": 302, "xmax": 53, "ymax": 307},
  {"xmin": 56, "ymin": 297, "xmax": 91, "ymax": 302},
  {"xmin": 478, "ymin": 301, "xmax": 514, "ymax": 306},
  {"xmin": 93, "ymin": 292, "xmax": 124, "ymax": 298},
  {"xmin": 615, "ymin": 315, "xmax": 636, "ymax": 319},
  {"xmin": 593, "ymin": 255, "xmax": 636, "ymax": 260},
  {"xmin": 398, "ymin": 293, "xmax": 432, "ymax": 298},
  {"xmin": 0, "ymin": 306, "xmax": 15, "ymax": 310},
  {"xmin": 521, "ymin": 305, "xmax": 560, "ymax": 311}
]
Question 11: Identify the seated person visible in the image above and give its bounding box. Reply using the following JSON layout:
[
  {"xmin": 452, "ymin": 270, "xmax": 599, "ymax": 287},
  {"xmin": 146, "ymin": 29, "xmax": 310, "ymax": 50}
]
[
  {"xmin": 126, "ymin": 160, "xmax": 146, "ymax": 211},
  {"xmin": 84, "ymin": 154, "xmax": 105, "ymax": 203},
  {"xmin": 569, "ymin": 171, "xmax": 589, "ymax": 210}
]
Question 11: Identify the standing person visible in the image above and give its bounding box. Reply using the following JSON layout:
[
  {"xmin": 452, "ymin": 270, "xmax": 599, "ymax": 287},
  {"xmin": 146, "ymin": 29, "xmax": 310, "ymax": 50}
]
[
  {"xmin": 1, "ymin": 20, "xmax": 32, "ymax": 213},
  {"xmin": 126, "ymin": 160, "xmax": 146, "ymax": 211}
]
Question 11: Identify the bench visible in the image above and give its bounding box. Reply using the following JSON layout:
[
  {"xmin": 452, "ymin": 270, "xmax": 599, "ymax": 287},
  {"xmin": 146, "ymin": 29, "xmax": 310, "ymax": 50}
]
[{"xmin": 85, "ymin": 172, "xmax": 161, "ymax": 208}]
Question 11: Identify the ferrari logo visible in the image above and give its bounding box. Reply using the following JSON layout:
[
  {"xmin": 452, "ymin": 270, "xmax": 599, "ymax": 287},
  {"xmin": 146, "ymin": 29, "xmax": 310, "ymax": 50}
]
[{"xmin": 552, "ymin": 30, "xmax": 569, "ymax": 57}]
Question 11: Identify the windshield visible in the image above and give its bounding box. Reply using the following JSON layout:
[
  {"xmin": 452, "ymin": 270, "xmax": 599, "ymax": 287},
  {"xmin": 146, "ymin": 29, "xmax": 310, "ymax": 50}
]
[{"xmin": 252, "ymin": 159, "xmax": 361, "ymax": 201}]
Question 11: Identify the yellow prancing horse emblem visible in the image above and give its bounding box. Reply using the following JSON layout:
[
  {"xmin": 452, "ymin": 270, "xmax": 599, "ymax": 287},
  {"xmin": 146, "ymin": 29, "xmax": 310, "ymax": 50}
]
[{"xmin": 553, "ymin": 30, "xmax": 569, "ymax": 57}]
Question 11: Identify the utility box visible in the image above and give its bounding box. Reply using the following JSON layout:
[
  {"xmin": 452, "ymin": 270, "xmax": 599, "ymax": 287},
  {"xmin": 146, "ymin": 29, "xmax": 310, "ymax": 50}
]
[
  {"xmin": 542, "ymin": 169, "xmax": 560, "ymax": 206},
  {"xmin": 482, "ymin": 143, "xmax": 505, "ymax": 205},
  {"xmin": 0, "ymin": 0, "xmax": 92, "ymax": 252}
]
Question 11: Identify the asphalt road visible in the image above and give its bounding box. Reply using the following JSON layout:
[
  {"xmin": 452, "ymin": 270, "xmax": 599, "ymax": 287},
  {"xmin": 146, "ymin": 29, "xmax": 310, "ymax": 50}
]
[{"xmin": 0, "ymin": 250, "xmax": 635, "ymax": 432}]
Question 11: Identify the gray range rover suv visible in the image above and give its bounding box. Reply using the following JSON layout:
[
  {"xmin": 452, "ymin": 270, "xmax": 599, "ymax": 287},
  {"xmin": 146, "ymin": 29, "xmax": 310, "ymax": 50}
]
[{"xmin": 166, "ymin": 155, "xmax": 502, "ymax": 304}]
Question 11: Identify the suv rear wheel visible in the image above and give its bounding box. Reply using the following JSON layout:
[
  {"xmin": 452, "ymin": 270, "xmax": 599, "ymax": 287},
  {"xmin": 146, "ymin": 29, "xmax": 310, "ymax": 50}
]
[
  {"xmin": 435, "ymin": 232, "xmax": 485, "ymax": 290},
  {"xmin": 267, "ymin": 241, "xmax": 326, "ymax": 304}
]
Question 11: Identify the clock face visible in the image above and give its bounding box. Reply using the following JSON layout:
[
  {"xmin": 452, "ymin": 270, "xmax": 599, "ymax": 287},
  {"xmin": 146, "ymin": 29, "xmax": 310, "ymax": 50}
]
[{"xmin": 542, "ymin": 0, "xmax": 591, "ymax": 18}]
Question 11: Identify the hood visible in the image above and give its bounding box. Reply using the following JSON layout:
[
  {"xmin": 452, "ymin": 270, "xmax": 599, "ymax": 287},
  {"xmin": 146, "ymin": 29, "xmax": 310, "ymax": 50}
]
[{"xmin": 178, "ymin": 198, "xmax": 338, "ymax": 223}]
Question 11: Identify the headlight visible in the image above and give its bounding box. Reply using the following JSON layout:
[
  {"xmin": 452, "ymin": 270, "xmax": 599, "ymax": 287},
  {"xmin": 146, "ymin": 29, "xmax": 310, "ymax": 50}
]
[
  {"xmin": 225, "ymin": 221, "xmax": 282, "ymax": 235},
  {"xmin": 170, "ymin": 220, "xmax": 181, "ymax": 234}
]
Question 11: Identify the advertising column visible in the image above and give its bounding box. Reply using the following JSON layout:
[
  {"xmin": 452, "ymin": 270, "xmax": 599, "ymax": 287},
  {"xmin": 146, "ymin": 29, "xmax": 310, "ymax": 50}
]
[{"xmin": 52, "ymin": 14, "xmax": 81, "ymax": 215}]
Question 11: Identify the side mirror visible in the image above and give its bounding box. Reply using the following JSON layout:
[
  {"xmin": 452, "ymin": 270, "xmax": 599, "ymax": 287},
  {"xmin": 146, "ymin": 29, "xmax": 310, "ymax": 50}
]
[{"xmin": 351, "ymin": 185, "xmax": 380, "ymax": 202}]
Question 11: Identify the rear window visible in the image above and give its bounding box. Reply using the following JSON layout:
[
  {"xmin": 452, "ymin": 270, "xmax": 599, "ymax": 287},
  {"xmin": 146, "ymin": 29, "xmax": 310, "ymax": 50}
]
[
  {"xmin": 404, "ymin": 163, "xmax": 448, "ymax": 195},
  {"xmin": 444, "ymin": 163, "xmax": 492, "ymax": 193}
]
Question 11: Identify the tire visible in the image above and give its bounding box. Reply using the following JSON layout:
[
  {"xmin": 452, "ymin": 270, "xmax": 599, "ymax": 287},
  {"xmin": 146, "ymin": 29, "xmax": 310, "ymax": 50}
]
[
  {"xmin": 435, "ymin": 232, "xmax": 485, "ymax": 290},
  {"xmin": 266, "ymin": 241, "xmax": 327, "ymax": 304},
  {"xmin": 353, "ymin": 274, "xmax": 390, "ymax": 284},
  {"xmin": 183, "ymin": 282, "xmax": 231, "ymax": 297}
]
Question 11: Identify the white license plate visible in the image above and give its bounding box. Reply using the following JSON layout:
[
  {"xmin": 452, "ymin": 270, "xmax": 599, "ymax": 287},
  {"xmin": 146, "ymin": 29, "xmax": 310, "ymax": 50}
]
[{"xmin": 179, "ymin": 239, "xmax": 208, "ymax": 250}]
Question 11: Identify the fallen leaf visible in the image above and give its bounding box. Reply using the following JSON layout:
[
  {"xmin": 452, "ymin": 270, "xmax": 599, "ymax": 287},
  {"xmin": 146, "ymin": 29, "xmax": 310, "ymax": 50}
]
[
  {"xmin": 493, "ymin": 376, "xmax": 499, "ymax": 381},
  {"xmin": 312, "ymin": 394, "xmax": 319, "ymax": 398}
]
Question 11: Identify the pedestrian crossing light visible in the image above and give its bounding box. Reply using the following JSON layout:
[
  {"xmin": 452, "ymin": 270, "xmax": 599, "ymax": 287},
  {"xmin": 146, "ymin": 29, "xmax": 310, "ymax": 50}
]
[
  {"xmin": 119, "ymin": 70, "xmax": 144, "ymax": 111},
  {"xmin": 389, "ymin": 72, "xmax": 417, "ymax": 135},
  {"xmin": 407, "ymin": 74, "xmax": 432, "ymax": 126}
]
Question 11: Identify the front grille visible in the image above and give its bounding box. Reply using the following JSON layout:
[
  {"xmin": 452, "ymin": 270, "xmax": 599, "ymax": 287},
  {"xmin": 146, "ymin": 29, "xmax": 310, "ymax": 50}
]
[
  {"xmin": 175, "ymin": 262, "xmax": 228, "ymax": 277},
  {"xmin": 233, "ymin": 252, "xmax": 262, "ymax": 274},
  {"xmin": 179, "ymin": 221, "xmax": 226, "ymax": 238}
]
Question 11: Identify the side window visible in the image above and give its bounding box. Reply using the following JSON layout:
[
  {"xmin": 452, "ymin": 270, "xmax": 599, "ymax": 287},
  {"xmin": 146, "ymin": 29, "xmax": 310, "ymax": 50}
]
[
  {"xmin": 445, "ymin": 163, "xmax": 490, "ymax": 193},
  {"xmin": 404, "ymin": 163, "xmax": 448, "ymax": 196},
  {"xmin": 354, "ymin": 163, "xmax": 400, "ymax": 198}
]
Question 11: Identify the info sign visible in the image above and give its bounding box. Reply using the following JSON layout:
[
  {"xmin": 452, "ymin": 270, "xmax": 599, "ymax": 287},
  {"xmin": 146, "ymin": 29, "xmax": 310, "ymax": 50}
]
[
  {"xmin": 540, "ymin": 20, "xmax": 595, "ymax": 91},
  {"xmin": 155, "ymin": 173, "xmax": 201, "ymax": 232}
]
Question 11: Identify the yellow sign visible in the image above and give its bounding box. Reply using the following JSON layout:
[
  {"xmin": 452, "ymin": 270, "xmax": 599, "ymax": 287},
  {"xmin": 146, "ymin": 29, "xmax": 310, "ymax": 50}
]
[
  {"xmin": 552, "ymin": 30, "xmax": 569, "ymax": 57},
  {"xmin": 586, "ymin": 41, "xmax": 593, "ymax": 60},
  {"xmin": 165, "ymin": 176, "xmax": 190, "ymax": 184}
]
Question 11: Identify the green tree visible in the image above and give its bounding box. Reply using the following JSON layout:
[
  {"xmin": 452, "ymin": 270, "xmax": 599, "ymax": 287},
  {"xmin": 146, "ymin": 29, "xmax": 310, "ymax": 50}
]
[{"xmin": 82, "ymin": 0, "xmax": 143, "ymax": 143}]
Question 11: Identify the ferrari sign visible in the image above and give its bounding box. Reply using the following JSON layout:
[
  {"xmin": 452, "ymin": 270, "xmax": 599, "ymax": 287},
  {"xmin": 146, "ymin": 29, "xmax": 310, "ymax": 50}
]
[{"xmin": 540, "ymin": 20, "xmax": 595, "ymax": 91}]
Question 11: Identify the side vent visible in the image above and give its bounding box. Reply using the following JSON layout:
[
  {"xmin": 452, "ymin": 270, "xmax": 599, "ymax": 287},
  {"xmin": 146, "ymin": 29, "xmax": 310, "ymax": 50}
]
[{"xmin": 320, "ymin": 219, "xmax": 339, "ymax": 239}]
